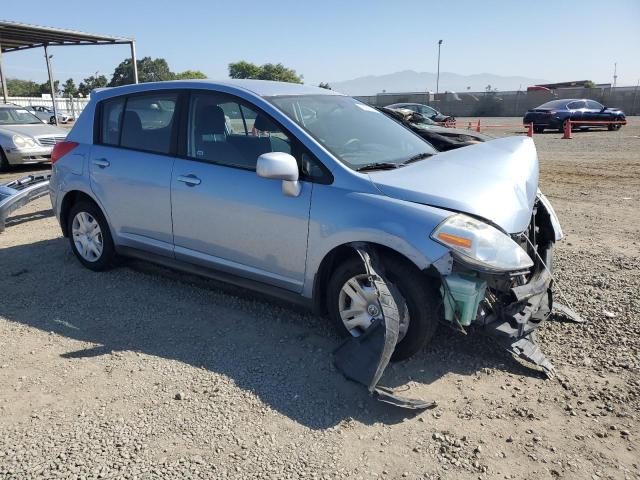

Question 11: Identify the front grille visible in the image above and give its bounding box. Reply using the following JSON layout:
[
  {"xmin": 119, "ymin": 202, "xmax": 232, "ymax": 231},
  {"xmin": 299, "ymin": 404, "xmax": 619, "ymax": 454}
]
[{"xmin": 37, "ymin": 135, "xmax": 66, "ymax": 146}]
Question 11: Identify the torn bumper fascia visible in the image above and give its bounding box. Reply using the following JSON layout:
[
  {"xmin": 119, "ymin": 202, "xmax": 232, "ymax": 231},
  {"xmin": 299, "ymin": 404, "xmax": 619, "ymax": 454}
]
[
  {"xmin": 0, "ymin": 174, "xmax": 51, "ymax": 232},
  {"xmin": 481, "ymin": 265, "xmax": 556, "ymax": 376}
]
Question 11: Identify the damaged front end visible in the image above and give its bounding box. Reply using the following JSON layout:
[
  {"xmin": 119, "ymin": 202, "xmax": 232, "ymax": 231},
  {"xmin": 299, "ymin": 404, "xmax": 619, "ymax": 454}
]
[{"xmin": 437, "ymin": 194, "xmax": 581, "ymax": 377}]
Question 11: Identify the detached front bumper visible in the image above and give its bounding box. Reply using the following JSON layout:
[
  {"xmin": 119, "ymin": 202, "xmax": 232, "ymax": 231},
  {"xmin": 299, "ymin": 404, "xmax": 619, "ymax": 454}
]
[{"xmin": 0, "ymin": 174, "xmax": 51, "ymax": 232}]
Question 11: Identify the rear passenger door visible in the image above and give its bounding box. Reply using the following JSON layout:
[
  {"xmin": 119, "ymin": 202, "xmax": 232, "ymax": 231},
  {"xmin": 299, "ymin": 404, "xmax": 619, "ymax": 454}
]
[
  {"xmin": 89, "ymin": 92, "xmax": 179, "ymax": 257},
  {"xmin": 170, "ymin": 91, "xmax": 313, "ymax": 292}
]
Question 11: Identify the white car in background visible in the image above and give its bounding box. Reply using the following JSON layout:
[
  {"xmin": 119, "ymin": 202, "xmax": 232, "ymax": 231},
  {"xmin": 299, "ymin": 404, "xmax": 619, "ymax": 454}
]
[{"xmin": 25, "ymin": 105, "xmax": 74, "ymax": 124}]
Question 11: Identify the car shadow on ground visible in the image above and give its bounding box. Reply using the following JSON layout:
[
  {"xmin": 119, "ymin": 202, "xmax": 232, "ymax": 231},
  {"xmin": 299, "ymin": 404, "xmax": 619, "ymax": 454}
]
[
  {"xmin": 0, "ymin": 238, "xmax": 545, "ymax": 430},
  {"xmin": 3, "ymin": 208, "xmax": 54, "ymax": 228}
]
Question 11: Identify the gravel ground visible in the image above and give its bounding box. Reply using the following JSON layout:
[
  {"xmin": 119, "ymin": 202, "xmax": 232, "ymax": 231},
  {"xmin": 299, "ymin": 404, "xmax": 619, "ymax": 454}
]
[{"xmin": 1, "ymin": 119, "xmax": 638, "ymax": 479}]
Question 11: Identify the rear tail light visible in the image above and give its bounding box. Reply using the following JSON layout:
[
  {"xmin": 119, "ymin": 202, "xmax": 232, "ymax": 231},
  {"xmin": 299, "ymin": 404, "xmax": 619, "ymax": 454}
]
[{"xmin": 51, "ymin": 141, "xmax": 78, "ymax": 165}]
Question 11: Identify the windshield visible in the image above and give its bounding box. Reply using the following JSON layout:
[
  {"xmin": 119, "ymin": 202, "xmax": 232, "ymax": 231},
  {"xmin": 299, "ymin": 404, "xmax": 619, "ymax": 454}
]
[
  {"xmin": 0, "ymin": 107, "xmax": 43, "ymax": 125},
  {"xmin": 537, "ymin": 100, "xmax": 568, "ymax": 109},
  {"xmin": 268, "ymin": 95, "xmax": 437, "ymax": 169}
]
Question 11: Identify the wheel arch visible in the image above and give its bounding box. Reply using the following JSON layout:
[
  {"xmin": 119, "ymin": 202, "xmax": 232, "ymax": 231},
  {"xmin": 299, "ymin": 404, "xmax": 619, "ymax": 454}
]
[
  {"xmin": 311, "ymin": 241, "xmax": 437, "ymax": 315},
  {"xmin": 59, "ymin": 190, "xmax": 101, "ymax": 237}
]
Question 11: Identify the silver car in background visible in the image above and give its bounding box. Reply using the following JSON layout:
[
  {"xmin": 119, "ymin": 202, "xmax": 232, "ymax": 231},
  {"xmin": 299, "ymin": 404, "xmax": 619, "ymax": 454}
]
[
  {"xmin": 26, "ymin": 105, "xmax": 74, "ymax": 124},
  {"xmin": 49, "ymin": 80, "xmax": 565, "ymax": 371},
  {"xmin": 0, "ymin": 104, "xmax": 67, "ymax": 171}
]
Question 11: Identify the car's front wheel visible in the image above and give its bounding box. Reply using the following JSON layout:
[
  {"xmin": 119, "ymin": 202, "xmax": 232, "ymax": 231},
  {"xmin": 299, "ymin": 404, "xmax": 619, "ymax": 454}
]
[
  {"xmin": 327, "ymin": 254, "xmax": 441, "ymax": 361},
  {"xmin": 533, "ymin": 126, "xmax": 544, "ymax": 134},
  {"xmin": 67, "ymin": 201, "xmax": 116, "ymax": 271},
  {"xmin": 608, "ymin": 118, "xmax": 623, "ymax": 131}
]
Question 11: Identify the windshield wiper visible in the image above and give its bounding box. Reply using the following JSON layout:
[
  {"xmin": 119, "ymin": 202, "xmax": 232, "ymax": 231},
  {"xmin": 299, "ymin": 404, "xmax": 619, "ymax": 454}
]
[
  {"xmin": 355, "ymin": 162, "xmax": 402, "ymax": 172},
  {"xmin": 400, "ymin": 152, "xmax": 434, "ymax": 165}
]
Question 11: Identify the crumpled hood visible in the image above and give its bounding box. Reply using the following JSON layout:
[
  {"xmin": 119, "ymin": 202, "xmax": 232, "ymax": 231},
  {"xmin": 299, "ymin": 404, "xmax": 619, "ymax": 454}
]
[{"xmin": 370, "ymin": 136, "xmax": 539, "ymax": 233}]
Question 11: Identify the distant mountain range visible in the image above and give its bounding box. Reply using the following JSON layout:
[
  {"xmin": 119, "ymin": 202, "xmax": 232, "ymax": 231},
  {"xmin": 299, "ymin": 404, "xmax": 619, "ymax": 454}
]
[{"xmin": 329, "ymin": 70, "xmax": 550, "ymax": 96}]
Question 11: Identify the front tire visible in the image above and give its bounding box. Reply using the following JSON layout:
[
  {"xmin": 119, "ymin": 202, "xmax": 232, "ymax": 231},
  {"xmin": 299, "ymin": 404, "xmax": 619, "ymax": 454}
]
[
  {"xmin": 327, "ymin": 255, "xmax": 441, "ymax": 361},
  {"xmin": 533, "ymin": 126, "xmax": 544, "ymax": 134},
  {"xmin": 67, "ymin": 201, "xmax": 116, "ymax": 271}
]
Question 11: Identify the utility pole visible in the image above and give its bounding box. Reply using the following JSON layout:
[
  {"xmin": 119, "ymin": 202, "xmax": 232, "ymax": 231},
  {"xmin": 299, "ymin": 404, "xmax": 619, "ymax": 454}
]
[
  {"xmin": 44, "ymin": 44, "xmax": 59, "ymax": 126},
  {"xmin": 613, "ymin": 62, "xmax": 617, "ymax": 89},
  {"xmin": 436, "ymin": 39, "xmax": 443, "ymax": 95}
]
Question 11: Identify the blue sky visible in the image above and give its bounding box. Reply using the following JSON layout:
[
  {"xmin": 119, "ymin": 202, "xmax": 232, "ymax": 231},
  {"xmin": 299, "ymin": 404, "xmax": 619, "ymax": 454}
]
[{"xmin": 2, "ymin": 0, "xmax": 639, "ymax": 88}]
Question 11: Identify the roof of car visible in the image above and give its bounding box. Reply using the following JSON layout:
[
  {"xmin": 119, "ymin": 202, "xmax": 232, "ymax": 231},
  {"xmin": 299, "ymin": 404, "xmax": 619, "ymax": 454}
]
[{"xmin": 91, "ymin": 79, "xmax": 343, "ymax": 100}]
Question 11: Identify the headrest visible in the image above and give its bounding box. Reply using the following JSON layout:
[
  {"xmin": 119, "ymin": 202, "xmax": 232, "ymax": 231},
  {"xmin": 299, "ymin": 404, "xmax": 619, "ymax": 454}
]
[
  {"xmin": 122, "ymin": 110, "xmax": 142, "ymax": 132},
  {"xmin": 253, "ymin": 114, "xmax": 279, "ymax": 133},
  {"xmin": 196, "ymin": 105, "xmax": 227, "ymax": 135}
]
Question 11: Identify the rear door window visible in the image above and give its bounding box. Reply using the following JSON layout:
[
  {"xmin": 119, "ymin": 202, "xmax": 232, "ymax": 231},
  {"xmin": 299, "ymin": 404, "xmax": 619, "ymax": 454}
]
[
  {"xmin": 568, "ymin": 101, "xmax": 586, "ymax": 110},
  {"xmin": 120, "ymin": 94, "xmax": 178, "ymax": 154}
]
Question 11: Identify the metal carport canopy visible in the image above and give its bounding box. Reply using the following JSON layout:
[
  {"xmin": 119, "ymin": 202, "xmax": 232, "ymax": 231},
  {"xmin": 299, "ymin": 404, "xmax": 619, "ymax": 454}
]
[{"xmin": 0, "ymin": 20, "xmax": 138, "ymax": 120}]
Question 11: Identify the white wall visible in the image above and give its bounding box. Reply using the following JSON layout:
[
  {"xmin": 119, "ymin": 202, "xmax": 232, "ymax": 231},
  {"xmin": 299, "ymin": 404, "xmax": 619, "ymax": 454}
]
[{"xmin": 6, "ymin": 96, "xmax": 90, "ymax": 117}]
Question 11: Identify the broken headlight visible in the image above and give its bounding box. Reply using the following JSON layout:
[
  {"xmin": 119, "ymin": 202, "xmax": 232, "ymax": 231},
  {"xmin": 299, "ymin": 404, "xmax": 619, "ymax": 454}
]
[{"xmin": 431, "ymin": 214, "xmax": 533, "ymax": 272}]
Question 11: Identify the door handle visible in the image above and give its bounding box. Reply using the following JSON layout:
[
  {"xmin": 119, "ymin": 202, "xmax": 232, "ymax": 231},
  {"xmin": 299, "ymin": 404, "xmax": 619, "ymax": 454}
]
[
  {"xmin": 92, "ymin": 158, "xmax": 110, "ymax": 168},
  {"xmin": 177, "ymin": 174, "xmax": 201, "ymax": 186}
]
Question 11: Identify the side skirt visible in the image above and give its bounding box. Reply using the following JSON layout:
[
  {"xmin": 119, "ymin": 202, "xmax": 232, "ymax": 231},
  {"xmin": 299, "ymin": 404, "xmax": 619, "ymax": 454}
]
[{"xmin": 116, "ymin": 245, "xmax": 313, "ymax": 310}]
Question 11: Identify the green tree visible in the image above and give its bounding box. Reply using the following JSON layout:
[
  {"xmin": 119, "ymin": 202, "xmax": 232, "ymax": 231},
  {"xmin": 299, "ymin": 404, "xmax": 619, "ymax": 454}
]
[
  {"xmin": 583, "ymin": 80, "xmax": 596, "ymax": 89},
  {"xmin": 228, "ymin": 61, "xmax": 303, "ymax": 83},
  {"xmin": 38, "ymin": 80, "xmax": 60, "ymax": 95},
  {"xmin": 174, "ymin": 70, "xmax": 207, "ymax": 80},
  {"xmin": 318, "ymin": 82, "xmax": 331, "ymax": 90},
  {"xmin": 78, "ymin": 74, "xmax": 108, "ymax": 97},
  {"xmin": 228, "ymin": 61, "xmax": 261, "ymax": 80},
  {"xmin": 6, "ymin": 78, "xmax": 41, "ymax": 96},
  {"xmin": 62, "ymin": 78, "xmax": 78, "ymax": 97},
  {"xmin": 109, "ymin": 57, "xmax": 175, "ymax": 86}
]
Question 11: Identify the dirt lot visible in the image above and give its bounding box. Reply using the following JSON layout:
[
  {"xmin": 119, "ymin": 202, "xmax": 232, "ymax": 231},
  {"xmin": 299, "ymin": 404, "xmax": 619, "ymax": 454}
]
[{"xmin": 1, "ymin": 119, "xmax": 639, "ymax": 479}]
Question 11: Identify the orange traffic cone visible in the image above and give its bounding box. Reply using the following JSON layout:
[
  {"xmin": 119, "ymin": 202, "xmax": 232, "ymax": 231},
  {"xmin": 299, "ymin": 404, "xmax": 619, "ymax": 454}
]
[
  {"xmin": 562, "ymin": 120, "xmax": 572, "ymax": 139},
  {"xmin": 527, "ymin": 123, "xmax": 533, "ymax": 137},
  {"xmin": 476, "ymin": 119, "xmax": 481, "ymax": 132}
]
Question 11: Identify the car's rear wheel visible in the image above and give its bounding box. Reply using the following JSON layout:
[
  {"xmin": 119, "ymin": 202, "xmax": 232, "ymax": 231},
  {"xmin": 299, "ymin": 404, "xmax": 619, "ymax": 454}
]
[
  {"xmin": 67, "ymin": 201, "xmax": 116, "ymax": 271},
  {"xmin": 327, "ymin": 254, "xmax": 441, "ymax": 361}
]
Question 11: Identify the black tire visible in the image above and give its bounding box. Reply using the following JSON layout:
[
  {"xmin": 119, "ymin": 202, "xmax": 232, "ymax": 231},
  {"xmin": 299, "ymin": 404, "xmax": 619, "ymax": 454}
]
[
  {"xmin": 0, "ymin": 149, "xmax": 10, "ymax": 172},
  {"xmin": 608, "ymin": 118, "xmax": 622, "ymax": 131},
  {"xmin": 49, "ymin": 116, "xmax": 56, "ymax": 124},
  {"xmin": 327, "ymin": 255, "xmax": 441, "ymax": 361},
  {"xmin": 533, "ymin": 126, "xmax": 544, "ymax": 134},
  {"xmin": 67, "ymin": 200, "xmax": 116, "ymax": 271}
]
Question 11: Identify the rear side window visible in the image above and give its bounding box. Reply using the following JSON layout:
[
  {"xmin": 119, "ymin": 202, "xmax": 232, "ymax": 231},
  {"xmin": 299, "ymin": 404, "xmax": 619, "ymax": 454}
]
[
  {"xmin": 98, "ymin": 93, "xmax": 178, "ymax": 154},
  {"xmin": 120, "ymin": 94, "xmax": 177, "ymax": 154},
  {"xmin": 568, "ymin": 101, "xmax": 586, "ymax": 110},
  {"xmin": 100, "ymin": 98, "xmax": 125, "ymax": 146}
]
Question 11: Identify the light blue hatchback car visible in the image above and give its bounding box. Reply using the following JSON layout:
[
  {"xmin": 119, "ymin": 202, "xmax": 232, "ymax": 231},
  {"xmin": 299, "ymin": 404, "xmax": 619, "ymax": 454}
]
[{"xmin": 50, "ymin": 80, "xmax": 564, "ymax": 363}]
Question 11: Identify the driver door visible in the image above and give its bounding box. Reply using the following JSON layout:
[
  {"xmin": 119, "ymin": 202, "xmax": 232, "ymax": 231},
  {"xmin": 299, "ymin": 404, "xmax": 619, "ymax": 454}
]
[{"xmin": 171, "ymin": 92, "xmax": 312, "ymax": 291}]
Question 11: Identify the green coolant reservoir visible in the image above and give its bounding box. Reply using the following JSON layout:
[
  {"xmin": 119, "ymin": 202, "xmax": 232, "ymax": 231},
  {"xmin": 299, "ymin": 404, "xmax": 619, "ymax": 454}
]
[{"xmin": 440, "ymin": 274, "xmax": 487, "ymax": 326}]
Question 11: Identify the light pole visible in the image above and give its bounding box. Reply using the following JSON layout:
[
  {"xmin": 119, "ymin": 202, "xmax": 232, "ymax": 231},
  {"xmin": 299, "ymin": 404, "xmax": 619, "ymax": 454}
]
[{"xmin": 436, "ymin": 39, "xmax": 443, "ymax": 95}]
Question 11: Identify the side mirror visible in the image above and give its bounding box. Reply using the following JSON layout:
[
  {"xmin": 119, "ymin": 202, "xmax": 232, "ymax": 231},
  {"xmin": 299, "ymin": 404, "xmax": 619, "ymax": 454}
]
[{"xmin": 256, "ymin": 152, "xmax": 301, "ymax": 197}]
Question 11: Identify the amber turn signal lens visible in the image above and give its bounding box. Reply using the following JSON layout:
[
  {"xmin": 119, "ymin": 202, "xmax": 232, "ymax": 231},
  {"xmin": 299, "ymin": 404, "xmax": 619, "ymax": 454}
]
[{"xmin": 437, "ymin": 232, "xmax": 472, "ymax": 249}]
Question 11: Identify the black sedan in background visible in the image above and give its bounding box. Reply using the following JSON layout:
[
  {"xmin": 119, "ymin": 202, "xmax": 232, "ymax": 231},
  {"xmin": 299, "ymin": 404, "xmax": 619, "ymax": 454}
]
[{"xmin": 523, "ymin": 99, "xmax": 626, "ymax": 133}]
